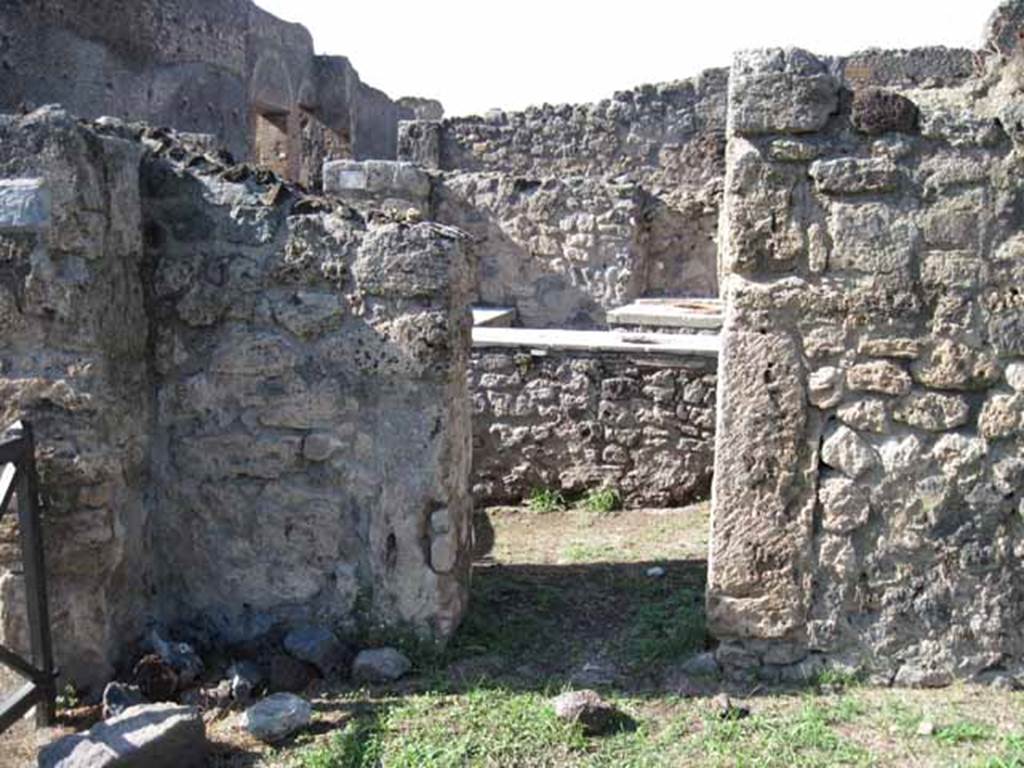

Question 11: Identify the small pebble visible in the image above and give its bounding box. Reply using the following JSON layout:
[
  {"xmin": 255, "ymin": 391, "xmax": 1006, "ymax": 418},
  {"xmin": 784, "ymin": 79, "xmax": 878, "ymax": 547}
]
[
  {"xmin": 916, "ymin": 720, "xmax": 935, "ymax": 737},
  {"xmin": 646, "ymin": 566, "xmax": 666, "ymax": 578}
]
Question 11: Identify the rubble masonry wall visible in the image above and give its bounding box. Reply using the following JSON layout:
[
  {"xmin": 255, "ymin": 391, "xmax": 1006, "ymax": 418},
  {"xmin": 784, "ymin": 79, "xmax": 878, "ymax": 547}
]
[
  {"xmin": 400, "ymin": 73, "xmax": 730, "ymax": 327},
  {"xmin": 709, "ymin": 42, "xmax": 1024, "ymax": 685},
  {"xmin": 470, "ymin": 348, "xmax": 716, "ymax": 508},
  {"xmin": 0, "ymin": 110, "xmax": 473, "ymax": 690}
]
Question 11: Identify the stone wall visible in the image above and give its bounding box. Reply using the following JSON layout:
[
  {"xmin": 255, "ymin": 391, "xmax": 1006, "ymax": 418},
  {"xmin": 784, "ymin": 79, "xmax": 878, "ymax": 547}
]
[
  {"xmin": 437, "ymin": 175, "xmax": 646, "ymax": 328},
  {"xmin": 0, "ymin": 109, "xmax": 473, "ymax": 690},
  {"xmin": 471, "ymin": 347, "xmax": 716, "ymax": 508},
  {"xmin": 0, "ymin": 109, "xmax": 152, "ymax": 687},
  {"xmin": 0, "ymin": 0, "xmax": 428, "ymax": 184},
  {"xmin": 423, "ymin": 72, "xmax": 729, "ymax": 190},
  {"xmin": 400, "ymin": 72, "xmax": 729, "ymax": 326},
  {"xmin": 709, "ymin": 39, "xmax": 1024, "ymax": 685}
]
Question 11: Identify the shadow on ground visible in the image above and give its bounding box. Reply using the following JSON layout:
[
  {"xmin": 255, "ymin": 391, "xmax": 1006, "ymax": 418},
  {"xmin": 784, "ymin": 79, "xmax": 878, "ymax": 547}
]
[{"xmin": 438, "ymin": 557, "xmax": 710, "ymax": 697}]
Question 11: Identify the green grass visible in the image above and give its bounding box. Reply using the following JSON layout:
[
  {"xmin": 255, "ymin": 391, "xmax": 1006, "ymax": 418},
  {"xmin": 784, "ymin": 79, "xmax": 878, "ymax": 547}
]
[
  {"xmin": 935, "ymin": 721, "xmax": 996, "ymax": 746},
  {"xmin": 291, "ymin": 691, "xmax": 885, "ymax": 768},
  {"xmin": 621, "ymin": 584, "xmax": 706, "ymax": 667},
  {"xmin": 979, "ymin": 734, "xmax": 1024, "ymax": 767},
  {"xmin": 815, "ymin": 666, "xmax": 863, "ymax": 690},
  {"xmin": 293, "ymin": 690, "xmax": 584, "ymax": 768},
  {"xmin": 691, "ymin": 697, "xmax": 873, "ymax": 767},
  {"xmin": 56, "ymin": 683, "xmax": 81, "ymax": 711},
  {"xmin": 295, "ymin": 712, "xmax": 385, "ymax": 768},
  {"xmin": 210, "ymin": 506, "xmax": 1024, "ymax": 768},
  {"xmin": 579, "ymin": 487, "xmax": 622, "ymax": 514},
  {"xmin": 528, "ymin": 487, "xmax": 568, "ymax": 514}
]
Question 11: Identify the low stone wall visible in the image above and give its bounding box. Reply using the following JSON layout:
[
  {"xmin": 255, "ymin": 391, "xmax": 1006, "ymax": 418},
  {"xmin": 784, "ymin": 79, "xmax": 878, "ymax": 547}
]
[
  {"xmin": 470, "ymin": 339, "xmax": 716, "ymax": 508},
  {"xmin": 0, "ymin": 109, "xmax": 473, "ymax": 691}
]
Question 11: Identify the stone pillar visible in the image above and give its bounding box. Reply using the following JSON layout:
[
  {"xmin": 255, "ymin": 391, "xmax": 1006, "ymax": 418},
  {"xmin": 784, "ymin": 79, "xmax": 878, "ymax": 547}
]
[
  {"xmin": 709, "ymin": 44, "xmax": 1024, "ymax": 686},
  {"xmin": 0, "ymin": 108, "xmax": 151, "ymax": 689}
]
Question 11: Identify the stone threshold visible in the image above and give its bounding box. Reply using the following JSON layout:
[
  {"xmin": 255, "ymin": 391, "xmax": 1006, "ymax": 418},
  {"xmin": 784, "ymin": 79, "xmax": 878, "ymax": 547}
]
[
  {"xmin": 606, "ymin": 298, "xmax": 724, "ymax": 330},
  {"xmin": 472, "ymin": 327, "xmax": 720, "ymax": 357}
]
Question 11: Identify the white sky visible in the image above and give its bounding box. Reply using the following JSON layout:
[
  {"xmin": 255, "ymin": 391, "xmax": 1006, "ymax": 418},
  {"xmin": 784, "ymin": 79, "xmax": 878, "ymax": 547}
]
[{"xmin": 254, "ymin": 1, "xmax": 995, "ymax": 117}]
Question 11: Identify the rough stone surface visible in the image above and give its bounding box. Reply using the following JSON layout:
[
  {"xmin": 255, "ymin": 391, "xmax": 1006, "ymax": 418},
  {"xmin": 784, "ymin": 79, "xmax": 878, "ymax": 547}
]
[
  {"xmin": 283, "ymin": 625, "xmax": 351, "ymax": 676},
  {"xmin": 144, "ymin": 137, "xmax": 474, "ymax": 647},
  {"xmin": 710, "ymin": 41, "xmax": 1024, "ymax": 684},
  {"xmin": 352, "ymin": 647, "xmax": 412, "ymax": 683},
  {"xmin": 402, "ymin": 71, "xmax": 728, "ymax": 326},
  {"xmin": 240, "ymin": 693, "xmax": 312, "ymax": 743},
  {"xmin": 268, "ymin": 654, "xmax": 317, "ymax": 694},
  {"xmin": 893, "ymin": 391, "xmax": 971, "ymax": 432},
  {"xmin": 0, "ymin": 111, "xmax": 473, "ymax": 691},
  {"xmin": 730, "ymin": 49, "xmax": 838, "ymax": 135},
  {"xmin": 550, "ymin": 689, "xmax": 623, "ymax": 735},
  {"xmin": 437, "ymin": 175, "xmax": 652, "ymax": 327},
  {"xmin": 38, "ymin": 704, "xmax": 205, "ymax": 768},
  {"xmin": 324, "ymin": 160, "xmax": 432, "ymax": 215},
  {"xmin": 0, "ymin": 0, "xmax": 430, "ymax": 181},
  {"xmin": 470, "ymin": 348, "xmax": 716, "ymax": 508},
  {"xmin": 851, "ymin": 89, "xmax": 919, "ymax": 135},
  {"xmin": 846, "ymin": 361, "xmax": 913, "ymax": 396},
  {"xmin": 821, "ymin": 426, "xmax": 878, "ymax": 479},
  {"xmin": 0, "ymin": 108, "xmax": 150, "ymax": 689}
]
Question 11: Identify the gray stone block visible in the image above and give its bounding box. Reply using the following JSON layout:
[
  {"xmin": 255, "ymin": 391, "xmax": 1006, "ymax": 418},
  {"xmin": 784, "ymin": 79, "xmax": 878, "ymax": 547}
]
[
  {"xmin": 0, "ymin": 178, "xmax": 49, "ymax": 230},
  {"xmin": 38, "ymin": 704, "xmax": 205, "ymax": 768}
]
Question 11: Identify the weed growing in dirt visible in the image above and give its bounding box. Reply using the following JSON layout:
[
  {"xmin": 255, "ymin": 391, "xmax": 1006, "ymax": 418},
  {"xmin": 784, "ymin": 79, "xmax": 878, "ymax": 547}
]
[
  {"xmin": 528, "ymin": 487, "xmax": 567, "ymax": 513},
  {"xmin": 579, "ymin": 486, "xmax": 622, "ymax": 514}
]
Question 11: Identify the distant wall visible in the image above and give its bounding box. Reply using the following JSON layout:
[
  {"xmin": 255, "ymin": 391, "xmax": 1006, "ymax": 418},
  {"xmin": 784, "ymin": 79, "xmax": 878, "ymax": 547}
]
[
  {"xmin": 0, "ymin": 0, "xmax": 424, "ymax": 184},
  {"xmin": 436, "ymin": 174, "xmax": 647, "ymax": 328},
  {"xmin": 471, "ymin": 347, "xmax": 716, "ymax": 508}
]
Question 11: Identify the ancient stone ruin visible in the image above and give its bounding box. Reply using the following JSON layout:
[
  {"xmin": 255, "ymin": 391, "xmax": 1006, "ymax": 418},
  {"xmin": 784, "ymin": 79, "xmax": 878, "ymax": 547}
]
[{"xmin": 1, "ymin": 0, "xmax": 1024, "ymax": 702}]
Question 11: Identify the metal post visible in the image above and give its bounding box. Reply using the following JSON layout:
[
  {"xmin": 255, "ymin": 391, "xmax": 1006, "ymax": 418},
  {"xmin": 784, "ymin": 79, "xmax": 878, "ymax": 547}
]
[{"xmin": 14, "ymin": 422, "xmax": 55, "ymax": 726}]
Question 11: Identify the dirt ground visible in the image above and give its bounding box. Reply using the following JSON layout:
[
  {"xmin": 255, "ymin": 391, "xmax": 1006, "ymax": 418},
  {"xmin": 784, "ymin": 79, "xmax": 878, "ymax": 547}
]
[{"xmin": 4, "ymin": 504, "xmax": 1023, "ymax": 767}]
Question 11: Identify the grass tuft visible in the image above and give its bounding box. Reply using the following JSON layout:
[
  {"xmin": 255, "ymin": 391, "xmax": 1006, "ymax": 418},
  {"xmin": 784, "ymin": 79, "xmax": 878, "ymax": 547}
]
[
  {"xmin": 579, "ymin": 486, "xmax": 622, "ymax": 514},
  {"xmin": 935, "ymin": 720, "xmax": 995, "ymax": 746},
  {"xmin": 527, "ymin": 487, "xmax": 568, "ymax": 514}
]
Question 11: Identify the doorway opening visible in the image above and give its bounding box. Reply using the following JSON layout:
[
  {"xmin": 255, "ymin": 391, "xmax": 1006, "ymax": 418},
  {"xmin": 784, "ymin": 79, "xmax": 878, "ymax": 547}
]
[
  {"xmin": 252, "ymin": 108, "xmax": 290, "ymax": 179},
  {"xmin": 458, "ymin": 320, "xmax": 720, "ymax": 693}
]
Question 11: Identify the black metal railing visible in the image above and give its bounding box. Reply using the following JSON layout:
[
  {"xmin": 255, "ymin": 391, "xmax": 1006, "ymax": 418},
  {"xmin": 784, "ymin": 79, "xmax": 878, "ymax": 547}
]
[{"xmin": 0, "ymin": 420, "xmax": 56, "ymax": 732}]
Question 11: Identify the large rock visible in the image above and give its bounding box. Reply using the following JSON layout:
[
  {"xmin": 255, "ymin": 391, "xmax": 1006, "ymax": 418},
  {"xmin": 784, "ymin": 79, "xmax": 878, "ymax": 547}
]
[
  {"xmin": 352, "ymin": 648, "xmax": 412, "ymax": 683},
  {"xmin": 893, "ymin": 392, "xmax": 970, "ymax": 431},
  {"xmin": 821, "ymin": 426, "xmax": 878, "ymax": 479},
  {"xmin": 283, "ymin": 625, "xmax": 351, "ymax": 676},
  {"xmin": 851, "ymin": 89, "xmax": 919, "ymax": 135},
  {"xmin": 550, "ymin": 690, "xmax": 624, "ymax": 736},
  {"xmin": 239, "ymin": 693, "xmax": 312, "ymax": 743},
  {"xmin": 38, "ymin": 704, "xmax": 205, "ymax": 768},
  {"xmin": 846, "ymin": 361, "xmax": 912, "ymax": 397},
  {"xmin": 730, "ymin": 49, "xmax": 838, "ymax": 136}
]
